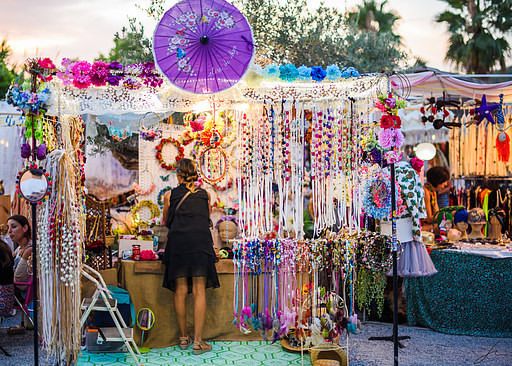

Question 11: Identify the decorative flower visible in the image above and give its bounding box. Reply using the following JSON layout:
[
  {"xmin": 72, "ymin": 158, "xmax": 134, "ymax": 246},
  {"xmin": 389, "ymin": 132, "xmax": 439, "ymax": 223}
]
[
  {"xmin": 378, "ymin": 128, "xmax": 404, "ymax": 150},
  {"xmin": 90, "ymin": 60, "xmax": 109, "ymax": 86},
  {"xmin": 278, "ymin": 64, "xmax": 298, "ymax": 82},
  {"xmin": 325, "ymin": 65, "xmax": 341, "ymax": 81},
  {"xmin": 56, "ymin": 58, "xmax": 74, "ymax": 86},
  {"xmin": 380, "ymin": 115, "xmax": 401, "ymax": 129},
  {"xmin": 385, "ymin": 150, "xmax": 403, "ymax": 164},
  {"xmin": 297, "ymin": 65, "xmax": 312, "ymax": 81},
  {"xmin": 107, "ymin": 61, "xmax": 124, "ymax": 86},
  {"xmin": 37, "ymin": 58, "xmax": 55, "ymax": 81},
  {"xmin": 347, "ymin": 66, "xmax": 360, "ymax": 77},
  {"xmin": 123, "ymin": 77, "xmax": 141, "ymax": 90},
  {"xmin": 36, "ymin": 143, "xmax": 47, "ymax": 160},
  {"xmin": 311, "ymin": 66, "xmax": 327, "ymax": 82},
  {"xmin": 71, "ymin": 61, "xmax": 92, "ymax": 89},
  {"xmin": 410, "ymin": 157, "xmax": 424, "ymax": 173},
  {"xmin": 21, "ymin": 143, "xmax": 31, "ymax": 159},
  {"xmin": 262, "ymin": 63, "xmax": 280, "ymax": 80}
]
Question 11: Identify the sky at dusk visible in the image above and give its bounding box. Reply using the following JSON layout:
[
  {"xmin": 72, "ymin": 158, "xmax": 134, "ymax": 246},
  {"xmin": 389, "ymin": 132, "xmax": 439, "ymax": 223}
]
[{"xmin": 0, "ymin": 0, "xmax": 454, "ymax": 71}]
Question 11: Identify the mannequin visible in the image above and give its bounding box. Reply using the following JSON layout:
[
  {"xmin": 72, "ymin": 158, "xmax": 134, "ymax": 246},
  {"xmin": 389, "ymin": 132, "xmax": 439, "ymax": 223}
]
[
  {"xmin": 217, "ymin": 220, "xmax": 237, "ymax": 244},
  {"xmin": 487, "ymin": 209, "xmax": 506, "ymax": 241},
  {"xmin": 467, "ymin": 208, "xmax": 487, "ymax": 240},
  {"xmin": 453, "ymin": 209, "xmax": 469, "ymax": 240}
]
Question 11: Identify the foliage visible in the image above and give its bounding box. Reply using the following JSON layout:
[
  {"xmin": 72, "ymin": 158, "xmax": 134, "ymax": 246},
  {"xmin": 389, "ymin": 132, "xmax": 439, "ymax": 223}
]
[
  {"xmin": 436, "ymin": 0, "xmax": 512, "ymax": 73},
  {"xmin": 138, "ymin": 0, "xmax": 407, "ymax": 73},
  {"xmin": 0, "ymin": 40, "xmax": 16, "ymax": 99},
  {"xmin": 99, "ymin": 17, "xmax": 154, "ymax": 65},
  {"xmin": 347, "ymin": 0, "xmax": 401, "ymax": 40},
  {"xmin": 354, "ymin": 266, "xmax": 387, "ymax": 317}
]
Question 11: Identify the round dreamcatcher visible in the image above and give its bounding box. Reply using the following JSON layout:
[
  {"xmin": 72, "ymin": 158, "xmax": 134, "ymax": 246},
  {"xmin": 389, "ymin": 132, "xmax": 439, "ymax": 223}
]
[{"xmin": 197, "ymin": 146, "xmax": 228, "ymax": 184}]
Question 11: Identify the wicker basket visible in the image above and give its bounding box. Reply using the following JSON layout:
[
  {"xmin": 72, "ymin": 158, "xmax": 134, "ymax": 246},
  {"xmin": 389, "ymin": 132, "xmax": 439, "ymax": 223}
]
[{"xmin": 310, "ymin": 343, "xmax": 348, "ymax": 366}]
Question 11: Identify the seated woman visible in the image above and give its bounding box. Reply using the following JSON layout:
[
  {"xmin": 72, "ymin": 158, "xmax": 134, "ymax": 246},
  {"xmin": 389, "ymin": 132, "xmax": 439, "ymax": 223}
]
[
  {"xmin": 7, "ymin": 215, "xmax": 32, "ymax": 298},
  {"xmin": 0, "ymin": 238, "xmax": 15, "ymax": 316}
]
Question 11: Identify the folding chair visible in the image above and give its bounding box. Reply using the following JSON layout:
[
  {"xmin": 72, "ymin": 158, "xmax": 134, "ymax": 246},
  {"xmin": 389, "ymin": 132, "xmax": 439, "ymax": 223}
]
[
  {"xmin": 80, "ymin": 264, "xmax": 140, "ymax": 366},
  {"xmin": 13, "ymin": 275, "xmax": 34, "ymax": 328}
]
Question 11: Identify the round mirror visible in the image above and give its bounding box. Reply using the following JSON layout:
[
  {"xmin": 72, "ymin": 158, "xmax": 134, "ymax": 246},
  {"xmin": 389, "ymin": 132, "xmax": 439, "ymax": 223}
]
[
  {"xmin": 136, "ymin": 307, "xmax": 155, "ymax": 353},
  {"xmin": 18, "ymin": 168, "xmax": 48, "ymax": 203},
  {"xmin": 137, "ymin": 308, "xmax": 155, "ymax": 331}
]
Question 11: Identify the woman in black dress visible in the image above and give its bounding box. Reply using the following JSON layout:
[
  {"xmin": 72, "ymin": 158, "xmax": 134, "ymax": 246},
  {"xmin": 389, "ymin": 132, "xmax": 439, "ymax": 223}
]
[{"xmin": 162, "ymin": 158, "xmax": 219, "ymax": 355}]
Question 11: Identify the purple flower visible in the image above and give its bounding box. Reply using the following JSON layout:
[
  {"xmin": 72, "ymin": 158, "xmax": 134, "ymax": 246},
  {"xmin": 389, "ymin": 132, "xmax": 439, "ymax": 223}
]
[
  {"xmin": 37, "ymin": 143, "xmax": 47, "ymax": 160},
  {"xmin": 90, "ymin": 61, "xmax": 109, "ymax": 87},
  {"xmin": 108, "ymin": 61, "xmax": 124, "ymax": 86},
  {"xmin": 21, "ymin": 143, "xmax": 31, "ymax": 159},
  {"xmin": 311, "ymin": 66, "xmax": 327, "ymax": 82},
  {"xmin": 139, "ymin": 62, "xmax": 163, "ymax": 88}
]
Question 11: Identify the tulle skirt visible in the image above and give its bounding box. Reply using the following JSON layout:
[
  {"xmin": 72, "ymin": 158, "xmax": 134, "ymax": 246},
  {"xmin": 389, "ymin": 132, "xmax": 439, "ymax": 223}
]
[{"xmin": 387, "ymin": 240, "xmax": 437, "ymax": 277}]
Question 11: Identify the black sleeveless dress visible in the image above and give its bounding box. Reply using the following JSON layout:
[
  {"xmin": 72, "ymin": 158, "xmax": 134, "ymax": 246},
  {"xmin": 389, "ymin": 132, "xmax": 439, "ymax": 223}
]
[{"xmin": 162, "ymin": 184, "xmax": 220, "ymax": 292}]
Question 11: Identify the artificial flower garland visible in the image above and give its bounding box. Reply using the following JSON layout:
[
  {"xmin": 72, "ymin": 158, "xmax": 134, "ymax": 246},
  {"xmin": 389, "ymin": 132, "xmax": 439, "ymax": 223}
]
[
  {"xmin": 157, "ymin": 186, "xmax": 172, "ymax": 209},
  {"xmin": 375, "ymin": 93, "xmax": 407, "ymax": 164},
  {"xmin": 133, "ymin": 182, "xmax": 156, "ymax": 196},
  {"xmin": 130, "ymin": 200, "xmax": 161, "ymax": 227},
  {"xmin": 196, "ymin": 146, "xmax": 228, "ymax": 184},
  {"xmin": 249, "ymin": 63, "xmax": 360, "ymax": 84},
  {"xmin": 155, "ymin": 137, "xmax": 185, "ymax": 171}
]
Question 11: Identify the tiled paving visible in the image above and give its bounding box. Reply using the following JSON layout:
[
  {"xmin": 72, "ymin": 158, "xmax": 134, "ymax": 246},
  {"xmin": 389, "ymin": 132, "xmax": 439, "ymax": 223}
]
[{"xmin": 77, "ymin": 341, "xmax": 312, "ymax": 366}]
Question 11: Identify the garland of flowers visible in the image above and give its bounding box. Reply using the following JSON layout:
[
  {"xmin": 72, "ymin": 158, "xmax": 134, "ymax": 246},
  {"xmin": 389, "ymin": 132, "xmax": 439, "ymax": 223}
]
[
  {"xmin": 247, "ymin": 63, "xmax": 360, "ymax": 86},
  {"xmin": 375, "ymin": 93, "xmax": 407, "ymax": 164},
  {"xmin": 130, "ymin": 200, "xmax": 161, "ymax": 227},
  {"xmin": 210, "ymin": 175, "xmax": 233, "ymax": 191},
  {"xmin": 354, "ymin": 267, "xmax": 387, "ymax": 317},
  {"xmin": 157, "ymin": 186, "xmax": 172, "ymax": 209},
  {"xmin": 55, "ymin": 58, "xmax": 163, "ymax": 89},
  {"xmin": 133, "ymin": 182, "xmax": 156, "ymax": 196},
  {"xmin": 361, "ymin": 170, "xmax": 393, "ymax": 219},
  {"xmin": 155, "ymin": 137, "xmax": 184, "ymax": 171},
  {"xmin": 215, "ymin": 215, "xmax": 238, "ymax": 229}
]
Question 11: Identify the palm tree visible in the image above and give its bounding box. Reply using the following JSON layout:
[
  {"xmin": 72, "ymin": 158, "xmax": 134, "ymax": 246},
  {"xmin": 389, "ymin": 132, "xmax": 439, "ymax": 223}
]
[
  {"xmin": 347, "ymin": 0, "xmax": 401, "ymax": 40},
  {"xmin": 436, "ymin": 0, "xmax": 512, "ymax": 74}
]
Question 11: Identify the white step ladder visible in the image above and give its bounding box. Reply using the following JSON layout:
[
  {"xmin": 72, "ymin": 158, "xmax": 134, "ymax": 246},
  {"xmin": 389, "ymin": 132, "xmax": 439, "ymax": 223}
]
[{"xmin": 80, "ymin": 264, "xmax": 141, "ymax": 365}]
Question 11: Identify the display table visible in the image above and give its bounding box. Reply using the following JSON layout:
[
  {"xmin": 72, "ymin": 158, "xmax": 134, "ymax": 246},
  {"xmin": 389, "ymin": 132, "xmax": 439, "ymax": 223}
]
[
  {"xmin": 119, "ymin": 259, "xmax": 262, "ymax": 348},
  {"xmin": 405, "ymin": 249, "xmax": 512, "ymax": 337}
]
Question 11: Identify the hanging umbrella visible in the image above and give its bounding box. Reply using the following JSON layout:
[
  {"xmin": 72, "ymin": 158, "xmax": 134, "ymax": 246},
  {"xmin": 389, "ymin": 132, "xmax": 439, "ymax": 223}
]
[{"xmin": 153, "ymin": 0, "xmax": 254, "ymax": 94}]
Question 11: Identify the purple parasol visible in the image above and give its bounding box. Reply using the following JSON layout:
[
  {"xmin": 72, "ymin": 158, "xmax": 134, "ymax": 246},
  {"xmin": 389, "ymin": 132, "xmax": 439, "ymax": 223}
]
[{"xmin": 153, "ymin": 0, "xmax": 254, "ymax": 94}]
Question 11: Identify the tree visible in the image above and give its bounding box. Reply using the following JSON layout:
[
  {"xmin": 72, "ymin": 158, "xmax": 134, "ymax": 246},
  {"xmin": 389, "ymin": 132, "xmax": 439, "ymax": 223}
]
[
  {"xmin": 99, "ymin": 17, "xmax": 153, "ymax": 65},
  {"xmin": 347, "ymin": 0, "xmax": 401, "ymax": 40},
  {"xmin": 0, "ymin": 40, "xmax": 16, "ymax": 98},
  {"xmin": 436, "ymin": 0, "xmax": 512, "ymax": 73}
]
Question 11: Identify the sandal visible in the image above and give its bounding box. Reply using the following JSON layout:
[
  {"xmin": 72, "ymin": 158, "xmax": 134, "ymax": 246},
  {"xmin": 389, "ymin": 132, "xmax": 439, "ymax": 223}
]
[
  {"xmin": 179, "ymin": 336, "xmax": 192, "ymax": 350},
  {"xmin": 193, "ymin": 341, "xmax": 212, "ymax": 355}
]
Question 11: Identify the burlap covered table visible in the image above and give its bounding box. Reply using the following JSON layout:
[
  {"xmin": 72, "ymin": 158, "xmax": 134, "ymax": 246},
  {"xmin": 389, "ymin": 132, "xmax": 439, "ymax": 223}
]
[{"xmin": 119, "ymin": 259, "xmax": 261, "ymax": 348}]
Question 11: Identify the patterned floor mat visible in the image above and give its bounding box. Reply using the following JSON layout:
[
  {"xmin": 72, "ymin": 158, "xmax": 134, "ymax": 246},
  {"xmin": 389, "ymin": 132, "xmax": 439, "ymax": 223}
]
[{"xmin": 78, "ymin": 341, "xmax": 312, "ymax": 366}]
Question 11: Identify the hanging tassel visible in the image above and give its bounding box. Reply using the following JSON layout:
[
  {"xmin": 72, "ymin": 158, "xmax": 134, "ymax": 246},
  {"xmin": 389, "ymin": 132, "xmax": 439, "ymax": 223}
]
[{"xmin": 496, "ymin": 132, "xmax": 510, "ymax": 162}]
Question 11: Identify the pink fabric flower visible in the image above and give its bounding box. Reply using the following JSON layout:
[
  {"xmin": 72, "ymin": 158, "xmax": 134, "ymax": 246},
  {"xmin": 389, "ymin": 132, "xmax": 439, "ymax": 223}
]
[
  {"xmin": 90, "ymin": 61, "xmax": 109, "ymax": 87},
  {"xmin": 385, "ymin": 150, "xmax": 403, "ymax": 164},
  {"xmin": 410, "ymin": 157, "xmax": 424, "ymax": 173},
  {"xmin": 378, "ymin": 128, "xmax": 404, "ymax": 150},
  {"xmin": 71, "ymin": 61, "xmax": 92, "ymax": 89}
]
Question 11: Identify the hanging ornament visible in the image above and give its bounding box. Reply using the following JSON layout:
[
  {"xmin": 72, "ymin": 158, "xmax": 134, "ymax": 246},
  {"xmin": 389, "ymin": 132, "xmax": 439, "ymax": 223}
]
[{"xmin": 495, "ymin": 94, "xmax": 510, "ymax": 162}]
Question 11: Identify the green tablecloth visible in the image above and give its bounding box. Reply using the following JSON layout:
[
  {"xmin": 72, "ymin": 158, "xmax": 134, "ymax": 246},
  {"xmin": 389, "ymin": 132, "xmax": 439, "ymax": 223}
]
[{"xmin": 405, "ymin": 249, "xmax": 512, "ymax": 337}]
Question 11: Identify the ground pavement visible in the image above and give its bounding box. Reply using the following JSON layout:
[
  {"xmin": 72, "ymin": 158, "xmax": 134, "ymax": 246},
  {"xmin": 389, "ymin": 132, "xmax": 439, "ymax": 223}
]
[{"xmin": 1, "ymin": 317, "xmax": 511, "ymax": 365}]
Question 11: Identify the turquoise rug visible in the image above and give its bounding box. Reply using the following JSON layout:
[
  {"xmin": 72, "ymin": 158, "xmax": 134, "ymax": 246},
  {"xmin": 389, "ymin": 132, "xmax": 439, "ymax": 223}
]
[{"xmin": 78, "ymin": 341, "xmax": 312, "ymax": 365}]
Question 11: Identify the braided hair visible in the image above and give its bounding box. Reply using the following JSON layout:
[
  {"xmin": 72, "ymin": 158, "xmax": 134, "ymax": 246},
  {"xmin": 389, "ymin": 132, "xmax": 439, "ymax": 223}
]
[{"xmin": 176, "ymin": 158, "xmax": 198, "ymax": 193}]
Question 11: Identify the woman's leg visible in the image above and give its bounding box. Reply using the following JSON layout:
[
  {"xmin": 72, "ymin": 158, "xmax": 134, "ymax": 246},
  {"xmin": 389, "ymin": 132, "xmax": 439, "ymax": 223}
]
[
  {"xmin": 192, "ymin": 276, "xmax": 207, "ymax": 342},
  {"xmin": 174, "ymin": 277, "xmax": 188, "ymax": 337}
]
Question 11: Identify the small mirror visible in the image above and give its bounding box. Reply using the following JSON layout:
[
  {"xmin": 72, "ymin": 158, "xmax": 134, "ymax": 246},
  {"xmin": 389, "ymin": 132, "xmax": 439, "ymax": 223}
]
[
  {"xmin": 137, "ymin": 308, "xmax": 155, "ymax": 331},
  {"xmin": 18, "ymin": 168, "xmax": 48, "ymax": 202},
  {"xmin": 136, "ymin": 307, "xmax": 155, "ymax": 353}
]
